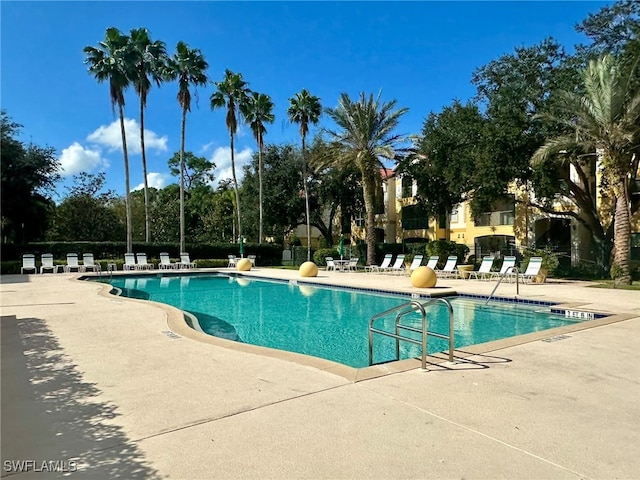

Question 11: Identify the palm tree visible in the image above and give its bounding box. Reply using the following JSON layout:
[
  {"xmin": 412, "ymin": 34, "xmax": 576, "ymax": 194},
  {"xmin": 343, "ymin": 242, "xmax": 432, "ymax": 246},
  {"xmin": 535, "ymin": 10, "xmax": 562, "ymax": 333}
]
[
  {"xmin": 241, "ymin": 91, "xmax": 275, "ymax": 244},
  {"xmin": 287, "ymin": 89, "xmax": 322, "ymax": 261},
  {"xmin": 84, "ymin": 27, "xmax": 134, "ymax": 252},
  {"xmin": 128, "ymin": 28, "xmax": 167, "ymax": 243},
  {"xmin": 532, "ymin": 54, "xmax": 640, "ymax": 285},
  {"xmin": 325, "ymin": 92, "xmax": 409, "ymax": 266},
  {"xmin": 211, "ymin": 69, "xmax": 251, "ymax": 243},
  {"xmin": 165, "ymin": 42, "xmax": 208, "ymax": 253}
]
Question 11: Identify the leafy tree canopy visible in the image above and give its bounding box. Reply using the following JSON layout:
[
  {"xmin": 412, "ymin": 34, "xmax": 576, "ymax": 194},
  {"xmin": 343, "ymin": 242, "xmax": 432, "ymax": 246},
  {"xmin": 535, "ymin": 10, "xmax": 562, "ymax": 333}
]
[
  {"xmin": 167, "ymin": 151, "xmax": 215, "ymax": 190},
  {"xmin": 1, "ymin": 111, "xmax": 60, "ymax": 243}
]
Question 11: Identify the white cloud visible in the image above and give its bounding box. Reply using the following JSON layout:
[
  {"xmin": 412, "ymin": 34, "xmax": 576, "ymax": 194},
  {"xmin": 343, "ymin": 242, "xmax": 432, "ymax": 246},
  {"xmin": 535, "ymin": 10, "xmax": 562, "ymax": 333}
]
[
  {"xmin": 210, "ymin": 146, "xmax": 253, "ymax": 186},
  {"xmin": 200, "ymin": 141, "xmax": 216, "ymax": 154},
  {"xmin": 58, "ymin": 142, "xmax": 109, "ymax": 177},
  {"xmin": 86, "ymin": 118, "xmax": 168, "ymax": 154},
  {"xmin": 133, "ymin": 172, "xmax": 171, "ymax": 191}
]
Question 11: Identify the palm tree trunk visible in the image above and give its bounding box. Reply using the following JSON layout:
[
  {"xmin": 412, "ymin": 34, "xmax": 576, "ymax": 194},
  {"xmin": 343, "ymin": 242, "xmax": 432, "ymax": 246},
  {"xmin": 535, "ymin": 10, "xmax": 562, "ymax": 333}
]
[
  {"xmin": 303, "ymin": 175, "xmax": 311, "ymax": 262},
  {"xmin": 119, "ymin": 103, "xmax": 133, "ymax": 253},
  {"xmin": 230, "ymin": 132, "xmax": 242, "ymax": 241},
  {"xmin": 258, "ymin": 132, "xmax": 263, "ymax": 245},
  {"xmin": 612, "ymin": 176, "xmax": 632, "ymax": 285},
  {"xmin": 302, "ymin": 136, "xmax": 311, "ymax": 262},
  {"xmin": 179, "ymin": 108, "xmax": 186, "ymax": 253},
  {"xmin": 362, "ymin": 178, "xmax": 377, "ymax": 266},
  {"xmin": 140, "ymin": 98, "xmax": 150, "ymax": 243}
]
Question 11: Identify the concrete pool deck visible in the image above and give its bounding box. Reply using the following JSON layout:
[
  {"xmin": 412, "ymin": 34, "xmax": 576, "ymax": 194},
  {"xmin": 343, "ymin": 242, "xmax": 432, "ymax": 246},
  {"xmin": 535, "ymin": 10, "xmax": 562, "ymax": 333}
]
[{"xmin": 1, "ymin": 268, "xmax": 639, "ymax": 479}]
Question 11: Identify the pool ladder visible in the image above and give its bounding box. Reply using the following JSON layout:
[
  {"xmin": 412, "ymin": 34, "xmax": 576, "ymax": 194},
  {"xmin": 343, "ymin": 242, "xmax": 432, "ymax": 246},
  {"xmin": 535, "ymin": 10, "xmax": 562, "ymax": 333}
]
[{"xmin": 368, "ymin": 298, "xmax": 454, "ymax": 370}]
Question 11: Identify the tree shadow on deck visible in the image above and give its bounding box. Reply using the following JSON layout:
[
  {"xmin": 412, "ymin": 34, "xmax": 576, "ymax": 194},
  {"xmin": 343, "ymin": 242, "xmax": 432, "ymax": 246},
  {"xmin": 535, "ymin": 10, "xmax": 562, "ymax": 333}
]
[{"xmin": 1, "ymin": 315, "xmax": 163, "ymax": 479}]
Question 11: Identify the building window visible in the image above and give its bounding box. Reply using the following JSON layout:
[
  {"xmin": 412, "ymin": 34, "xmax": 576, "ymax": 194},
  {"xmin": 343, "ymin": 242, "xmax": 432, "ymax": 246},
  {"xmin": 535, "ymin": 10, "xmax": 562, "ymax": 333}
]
[
  {"xmin": 474, "ymin": 197, "xmax": 515, "ymax": 227},
  {"xmin": 450, "ymin": 206, "xmax": 459, "ymax": 224},
  {"xmin": 402, "ymin": 205, "xmax": 428, "ymax": 230},
  {"xmin": 401, "ymin": 175, "xmax": 413, "ymax": 198}
]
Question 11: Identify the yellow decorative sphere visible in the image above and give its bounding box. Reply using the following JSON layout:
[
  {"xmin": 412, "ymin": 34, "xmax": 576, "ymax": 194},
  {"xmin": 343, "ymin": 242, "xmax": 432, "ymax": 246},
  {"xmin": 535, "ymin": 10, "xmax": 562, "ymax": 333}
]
[
  {"xmin": 236, "ymin": 278, "xmax": 251, "ymax": 287},
  {"xmin": 299, "ymin": 261, "xmax": 318, "ymax": 277},
  {"xmin": 237, "ymin": 258, "xmax": 252, "ymax": 271},
  {"xmin": 411, "ymin": 266, "xmax": 437, "ymax": 288}
]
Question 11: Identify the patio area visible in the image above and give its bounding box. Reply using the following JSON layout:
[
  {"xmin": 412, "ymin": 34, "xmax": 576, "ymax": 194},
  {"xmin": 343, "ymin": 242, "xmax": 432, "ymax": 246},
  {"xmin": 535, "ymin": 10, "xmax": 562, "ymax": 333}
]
[{"xmin": 1, "ymin": 269, "xmax": 639, "ymax": 479}]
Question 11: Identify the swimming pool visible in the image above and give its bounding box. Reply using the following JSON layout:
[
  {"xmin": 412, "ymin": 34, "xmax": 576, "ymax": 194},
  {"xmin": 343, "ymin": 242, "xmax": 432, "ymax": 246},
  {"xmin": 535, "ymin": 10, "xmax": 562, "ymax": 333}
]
[{"xmin": 102, "ymin": 273, "xmax": 589, "ymax": 368}]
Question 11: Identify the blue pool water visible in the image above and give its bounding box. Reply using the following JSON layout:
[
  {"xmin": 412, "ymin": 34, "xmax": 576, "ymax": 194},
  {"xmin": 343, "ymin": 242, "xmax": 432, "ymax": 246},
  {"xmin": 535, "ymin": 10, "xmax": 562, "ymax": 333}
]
[{"xmin": 103, "ymin": 273, "xmax": 584, "ymax": 368}]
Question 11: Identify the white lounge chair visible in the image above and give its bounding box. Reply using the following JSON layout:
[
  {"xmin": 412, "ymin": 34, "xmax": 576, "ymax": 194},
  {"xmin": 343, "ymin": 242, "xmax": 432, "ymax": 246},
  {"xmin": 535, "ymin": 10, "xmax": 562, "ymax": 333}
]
[
  {"xmin": 468, "ymin": 256, "xmax": 495, "ymax": 280},
  {"xmin": 21, "ymin": 254, "xmax": 37, "ymax": 274},
  {"xmin": 228, "ymin": 255, "xmax": 238, "ymax": 268},
  {"xmin": 490, "ymin": 256, "xmax": 516, "ymax": 280},
  {"xmin": 407, "ymin": 254, "xmax": 424, "ymax": 273},
  {"xmin": 325, "ymin": 257, "xmax": 337, "ymax": 271},
  {"xmin": 347, "ymin": 257, "xmax": 359, "ymax": 272},
  {"xmin": 135, "ymin": 253, "xmax": 154, "ymax": 270},
  {"xmin": 64, "ymin": 253, "xmax": 83, "ymax": 273},
  {"xmin": 384, "ymin": 254, "xmax": 405, "ymax": 274},
  {"xmin": 247, "ymin": 254, "xmax": 256, "ymax": 266},
  {"xmin": 178, "ymin": 253, "xmax": 196, "ymax": 269},
  {"xmin": 159, "ymin": 252, "xmax": 177, "ymax": 270},
  {"xmin": 512, "ymin": 257, "xmax": 543, "ymax": 283},
  {"xmin": 437, "ymin": 256, "xmax": 458, "ymax": 278},
  {"xmin": 82, "ymin": 253, "xmax": 101, "ymax": 273},
  {"xmin": 426, "ymin": 256, "xmax": 439, "ymax": 270},
  {"xmin": 365, "ymin": 254, "xmax": 392, "ymax": 273},
  {"xmin": 123, "ymin": 253, "xmax": 137, "ymax": 271},
  {"xmin": 40, "ymin": 253, "xmax": 57, "ymax": 274}
]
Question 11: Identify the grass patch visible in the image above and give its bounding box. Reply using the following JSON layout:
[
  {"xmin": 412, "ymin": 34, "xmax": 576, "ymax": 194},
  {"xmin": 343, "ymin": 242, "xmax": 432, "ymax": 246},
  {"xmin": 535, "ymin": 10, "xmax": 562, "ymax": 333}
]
[{"xmin": 588, "ymin": 280, "xmax": 640, "ymax": 290}]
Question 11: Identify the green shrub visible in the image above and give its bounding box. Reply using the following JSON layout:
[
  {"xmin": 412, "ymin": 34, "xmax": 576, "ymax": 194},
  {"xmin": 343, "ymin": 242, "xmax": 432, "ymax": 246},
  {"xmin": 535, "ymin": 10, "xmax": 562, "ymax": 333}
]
[
  {"xmin": 610, "ymin": 264, "xmax": 624, "ymax": 281},
  {"xmin": 425, "ymin": 240, "xmax": 469, "ymax": 268},
  {"xmin": 523, "ymin": 246, "xmax": 559, "ymax": 276},
  {"xmin": 313, "ymin": 248, "xmax": 340, "ymax": 266}
]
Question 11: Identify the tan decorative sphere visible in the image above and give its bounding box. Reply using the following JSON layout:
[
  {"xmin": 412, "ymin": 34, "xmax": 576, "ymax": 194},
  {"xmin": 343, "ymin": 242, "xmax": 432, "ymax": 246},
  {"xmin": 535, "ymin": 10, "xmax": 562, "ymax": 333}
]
[
  {"xmin": 236, "ymin": 278, "xmax": 251, "ymax": 287},
  {"xmin": 411, "ymin": 266, "xmax": 437, "ymax": 288},
  {"xmin": 299, "ymin": 261, "xmax": 318, "ymax": 277},
  {"xmin": 237, "ymin": 258, "xmax": 252, "ymax": 271}
]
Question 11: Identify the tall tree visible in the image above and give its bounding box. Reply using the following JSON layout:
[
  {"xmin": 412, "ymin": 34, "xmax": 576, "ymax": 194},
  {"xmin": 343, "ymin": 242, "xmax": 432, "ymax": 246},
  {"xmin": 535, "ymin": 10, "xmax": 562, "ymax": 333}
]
[
  {"xmin": 240, "ymin": 145, "xmax": 306, "ymax": 244},
  {"xmin": 165, "ymin": 41, "xmax": 208, "ymax": 253},
  {"xmin": 306, "ymin": 136, "xmax": 364, "ymax": 245},
  {"xmin": 84, "ymin": 27, "xmax": 134, "ymax": 252},
  {"xmin": 211, "ymin": 69, "xmax": 252, "ymax": 243},
  {"xmin": 48, "ymin": 173, "xmax": 123, "ymax": 242},
  {"xmin": 325, "ymin": 92, "xmax": 409, "ymax": 266},
  {"xmin": 128, "ymin": 27, "xmax": 167, "ymax": 243},
  {"xmin": 1, "ymin": 111, "xmax": 59, "ymax": 243},
  {"xmin": 532, "ymin": 54, "xmax": 640, "ymax": 285},
  {"xmin": 287, "ymin": 89, "xmax": 322, "ymax": 260},
  {"xmin": 241, "ymin": 91, "xmax": 274, "ymax": 244},
  {"xmin": 167, "ymin": 151, "xmax": 216, "ymax": 190},
  {"xmin": 404, "ymin": 101, "xmax": 487, "ymax": 219}
]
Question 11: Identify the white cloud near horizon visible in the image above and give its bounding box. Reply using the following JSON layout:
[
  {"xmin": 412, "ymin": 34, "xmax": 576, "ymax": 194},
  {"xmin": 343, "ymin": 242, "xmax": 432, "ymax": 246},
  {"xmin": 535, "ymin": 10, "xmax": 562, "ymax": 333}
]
[
  {"xmin": 133, "ymin": 172, "xmax": 171, "ymax": 191},
  {"xmin": 210, "ymin": 146, "xmax": 253, "ymax": 186},
  {"xmin": 86, "ymin": 118, "xmax": 168, "ymax": 154},
  {"xmin": 58, "ymin": 142, "xmax": 109, "ymax": 177}
]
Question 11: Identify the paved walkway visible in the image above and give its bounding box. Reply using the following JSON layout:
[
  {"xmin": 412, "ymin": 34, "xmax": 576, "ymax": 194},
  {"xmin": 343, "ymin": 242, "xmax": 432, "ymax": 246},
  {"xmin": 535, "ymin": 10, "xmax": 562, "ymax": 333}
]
[{"xmin": 1, "ymin": 269, "xmax": 639, "ymax": 479}]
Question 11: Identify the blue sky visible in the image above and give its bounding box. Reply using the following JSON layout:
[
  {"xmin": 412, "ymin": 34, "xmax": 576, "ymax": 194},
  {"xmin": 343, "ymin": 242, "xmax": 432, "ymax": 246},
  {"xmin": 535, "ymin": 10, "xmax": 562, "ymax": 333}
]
[{"xmin": 1, "ymin": 1, "xmax": 610, "ymax": 200}]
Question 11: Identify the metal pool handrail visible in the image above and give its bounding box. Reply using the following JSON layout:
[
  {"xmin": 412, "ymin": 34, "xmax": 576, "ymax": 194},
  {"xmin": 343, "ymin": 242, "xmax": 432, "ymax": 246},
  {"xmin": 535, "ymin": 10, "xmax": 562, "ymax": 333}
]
[
  {"xmin": 368, "ymin": 298, "xmax": 454, "ymax": 370},
  {"xmin": 486, "ymin": 266, "xmax": 520, "ymax": 305}
]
